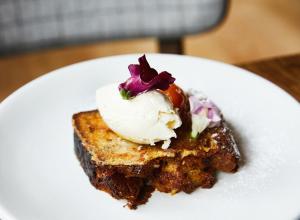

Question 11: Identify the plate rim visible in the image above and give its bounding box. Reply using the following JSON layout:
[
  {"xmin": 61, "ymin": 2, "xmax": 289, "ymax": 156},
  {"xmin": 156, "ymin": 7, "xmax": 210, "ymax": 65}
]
[{"xmin": 0, "ymin": 53, "xmax": 299, "ymax": 219}]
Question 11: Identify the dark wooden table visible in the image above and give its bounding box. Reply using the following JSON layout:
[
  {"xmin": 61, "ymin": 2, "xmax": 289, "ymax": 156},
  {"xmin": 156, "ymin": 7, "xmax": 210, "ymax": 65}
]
[
  {"xmin": 239, "ymin": 53, "xmax": 300, "ymax": 102},
  {"xmin": 0, "ymin": 53, "xmax": 299, "ymax": 102}
]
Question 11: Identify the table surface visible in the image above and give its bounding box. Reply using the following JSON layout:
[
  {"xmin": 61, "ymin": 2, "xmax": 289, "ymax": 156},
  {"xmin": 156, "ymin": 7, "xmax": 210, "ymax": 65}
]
[
  {"xmin": 238, "ymin": 53, "xmax": 300, "ymax": 102},
  {"xmin": 0, "ymin": 52, "xmax": 299, "ymax": 102}
]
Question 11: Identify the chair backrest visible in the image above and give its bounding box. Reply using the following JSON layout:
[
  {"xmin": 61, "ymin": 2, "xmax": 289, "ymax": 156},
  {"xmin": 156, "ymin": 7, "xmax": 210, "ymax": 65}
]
[{"xmin": 0, "ymin": 0, "xmax": 227, "ymax": 55}]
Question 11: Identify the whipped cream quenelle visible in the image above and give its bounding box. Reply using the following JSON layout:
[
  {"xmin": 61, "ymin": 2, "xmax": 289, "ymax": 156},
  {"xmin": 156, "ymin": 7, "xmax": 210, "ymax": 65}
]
[{"xmin": 96, "ymin": 83, "xmax": 182, "ymax": 149}]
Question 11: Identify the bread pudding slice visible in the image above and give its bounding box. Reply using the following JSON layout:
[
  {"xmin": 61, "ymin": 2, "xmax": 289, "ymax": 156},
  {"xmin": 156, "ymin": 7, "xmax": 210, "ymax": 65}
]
[{"xmin": 73, "ymin": 110, "xmax": 240, "ymax": 209}]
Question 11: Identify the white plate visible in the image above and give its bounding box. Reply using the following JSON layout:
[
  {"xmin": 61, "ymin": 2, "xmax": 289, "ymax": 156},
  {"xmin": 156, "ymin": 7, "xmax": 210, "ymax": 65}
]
[{"xmin": 1, "ymin": 54, "xmax": 300, "ymax": 220}]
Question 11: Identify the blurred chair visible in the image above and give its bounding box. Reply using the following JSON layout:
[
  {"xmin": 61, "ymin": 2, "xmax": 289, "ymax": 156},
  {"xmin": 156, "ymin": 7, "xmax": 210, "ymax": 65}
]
[{"xmin": 0, "ymin": 0, "xmax": 227, "ymax": 55}]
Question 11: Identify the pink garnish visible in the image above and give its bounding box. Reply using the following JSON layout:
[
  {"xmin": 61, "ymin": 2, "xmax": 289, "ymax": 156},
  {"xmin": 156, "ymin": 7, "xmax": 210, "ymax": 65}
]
[
  {"xmin": 189, "ymin": 94, "xmax": 222, "ymax": 138},
  {"xmin": 118, "ymin": 55, "xmax": 175, "ymax": 99}
]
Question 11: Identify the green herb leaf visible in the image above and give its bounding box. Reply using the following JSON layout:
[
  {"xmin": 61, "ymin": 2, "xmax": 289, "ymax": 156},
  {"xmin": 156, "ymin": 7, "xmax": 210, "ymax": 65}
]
[
  {"xmin": 190, "ymin": 130, "xmax": 199, "ymax": 139},
  {"xmin": 120, "ymin": 89, "xmax": 131, "ymax": 100}
]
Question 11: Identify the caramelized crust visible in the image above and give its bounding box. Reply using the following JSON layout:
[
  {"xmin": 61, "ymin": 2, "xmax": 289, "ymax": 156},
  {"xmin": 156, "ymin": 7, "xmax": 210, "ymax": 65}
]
[{"xmin": 73, "ymin": 110, "xmax": 240, "ymax": 209}]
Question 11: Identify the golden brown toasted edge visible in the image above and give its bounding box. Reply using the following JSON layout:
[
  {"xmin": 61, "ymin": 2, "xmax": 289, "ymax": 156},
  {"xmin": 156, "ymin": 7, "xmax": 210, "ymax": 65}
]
[
  {"xmin": 73, "ymin": 110, "xmax": 240, "ymax": 161},
  {"xmin": 72, "ymin": 110, "xmax": 176, "ymax": 166},
  {"xmin": 72, "ymin": 110, "xmax": 99, "ymax": 150},
  {"xmin": 73, "ymin": 110, "xmax": 170, "ymax": 175}
]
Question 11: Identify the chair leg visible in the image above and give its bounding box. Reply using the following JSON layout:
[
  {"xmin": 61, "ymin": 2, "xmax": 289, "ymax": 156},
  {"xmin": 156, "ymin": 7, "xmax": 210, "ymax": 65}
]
[{"xmin": 158, "ymin": 38, "xmax": 183, "ymax": 54}]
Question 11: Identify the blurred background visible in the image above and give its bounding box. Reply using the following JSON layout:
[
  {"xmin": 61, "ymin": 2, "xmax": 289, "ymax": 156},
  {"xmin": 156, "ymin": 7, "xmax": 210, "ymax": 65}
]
[{"xmin": 0, "ymin": 0, "xmax": 300, "ymax": 101}]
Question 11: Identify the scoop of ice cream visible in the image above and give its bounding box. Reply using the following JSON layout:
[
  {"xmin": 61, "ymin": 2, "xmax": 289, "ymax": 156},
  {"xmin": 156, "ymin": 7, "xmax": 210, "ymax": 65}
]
[{"xmin": 96, "ymin": 83, "xmax": 182, "ymax": 148}]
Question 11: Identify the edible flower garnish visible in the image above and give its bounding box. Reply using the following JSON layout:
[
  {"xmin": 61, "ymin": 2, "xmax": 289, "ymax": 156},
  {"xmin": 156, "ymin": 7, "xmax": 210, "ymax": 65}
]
[
  {"xmin": 118, "ymin": 55, "xmax": 175, "ymax": 99},
  {"xmin": 189, "ymin": 93, "xmax": 221, "ymax": 139}
]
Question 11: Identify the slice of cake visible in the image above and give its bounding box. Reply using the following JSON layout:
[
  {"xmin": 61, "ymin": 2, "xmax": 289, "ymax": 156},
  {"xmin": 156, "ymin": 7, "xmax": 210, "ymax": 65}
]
[{"xmin": 73, "ymin": 110, "xmax": 239, "ymax": 209}]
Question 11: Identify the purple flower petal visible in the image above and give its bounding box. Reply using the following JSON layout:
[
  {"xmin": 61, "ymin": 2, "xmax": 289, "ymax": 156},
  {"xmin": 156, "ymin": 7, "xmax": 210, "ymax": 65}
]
[
  {"xmin": 207, "ymin": 109, "xmax": 214, "ymax": 119},
  {"xmin": 128, "ymin": 64, "xmax": 141, "ymax": 77},
  {"xmin": 189, "ymin": 94, "xmax": 222, "ymax": 137},
  {"xmin": 118, "ymin": 55, "xmax": 175, "ymax": 98}
]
